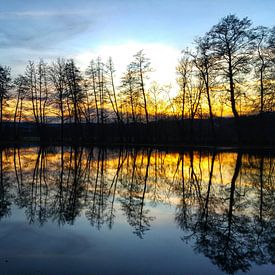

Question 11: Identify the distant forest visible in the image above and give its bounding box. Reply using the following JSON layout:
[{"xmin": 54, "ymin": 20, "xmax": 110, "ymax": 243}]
[{"xmin": 0, "ymin": 14, "xmax": 274, "ymax": 145}]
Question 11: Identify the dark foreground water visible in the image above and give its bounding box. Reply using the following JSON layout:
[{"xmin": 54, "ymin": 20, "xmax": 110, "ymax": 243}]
[{"xmin": 0, "ymin": 146, "xmax": 274, "ymax": 274}]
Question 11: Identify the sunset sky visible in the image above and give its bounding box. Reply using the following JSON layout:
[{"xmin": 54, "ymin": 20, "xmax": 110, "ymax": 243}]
[{"xmin": 1, "ymin": 0, "xmax": 275, "ymax": 86}]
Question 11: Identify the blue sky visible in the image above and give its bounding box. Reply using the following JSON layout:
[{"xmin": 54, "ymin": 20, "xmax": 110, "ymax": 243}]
[{"xmin": 1, "ymin": 0, "xmax": 275, "ymax": 83}]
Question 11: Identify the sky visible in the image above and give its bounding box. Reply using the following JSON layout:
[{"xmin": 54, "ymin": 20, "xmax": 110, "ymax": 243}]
[{"xmin": 1, "ymin": 0, "xmax": 275, "ymax": 86}]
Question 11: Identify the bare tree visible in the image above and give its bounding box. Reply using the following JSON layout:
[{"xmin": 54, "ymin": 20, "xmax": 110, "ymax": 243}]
[
  {"xmin": 25, "ymin": 60, "xmax": 49, "ymax": 126},
  {"xmin": 37, "ymin": 59, "xmax": 49, "ymax": 124},
  {"xmin": 208, "ymin": 15, "xmax": 253, "ymax": 119},
  {"xmin": 120, "ymin": 65, "xmax": 139, "ymax": 123},
  {"xmin": 86, "ymin": 60, "xmax": 100, "ymax": 124},
  {"xmin": 96, "ymin": 57, "xmax": 107, "ymax": 124},
  {"xmin": 65, "ymin": 59, "xmax": 84, "ymax": 125},
  {"xmin": 130, "ymin": 50, "xmax": 152, "ymax": 124},
  {"xmin": 0, "ymin": 65, "xmax": 11, "ymax": 134},
  {"xmin": 252, "ymin": 27, "xmax": 271, "ymax": 113},
  {"xmin": 193, "ymin": 36, "xmax": 216, "ymax": 137},
  {"xmin": 148, "ymin": 82, "xmax": 161, "ymax": 122},
  {"xmin": 13, "ymin": 75, "xmax": 28, "ymax": 135},
  {"xmin": 176, "ymin": 50, "xmax": 192, "ymax": 121},
  {"xmin": 106, "ymin": 57, "xmax": 121, "ymax": 123},
  {"xmin": 49, "ymin": 58, "xmax": 67, "ymax": 140},
  {"xmin": 25, "ymin": 61, "xmax": 38, "ymax": 123},
  {"xmin": 266, "ymin": 26, "xmax": 275, "ymax": 111}
]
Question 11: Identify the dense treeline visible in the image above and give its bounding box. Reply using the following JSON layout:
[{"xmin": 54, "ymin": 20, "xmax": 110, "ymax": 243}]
[{"xmin": 0, "ymin": 15, "xmax": 274, "ymax": 144}]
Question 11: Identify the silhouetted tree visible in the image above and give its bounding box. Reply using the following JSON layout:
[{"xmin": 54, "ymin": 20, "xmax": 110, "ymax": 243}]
[
  {"xmin": 96, "ymin": 57, "xmax": 108, "ymax": 124},
  {"xmin": 148, "ymin": 82, "xmax": 161, "ymax": 122},
  {"xmin": 49, "ymin": 58, "xmax": 67, "ymax": 140},
  {"xmin": 193, "ymin": 36, "xmax": 216, "ymax": 138},
  {"xmin": 120, "ymin": 65, "xmax": 139, "ymax": 123},
  {"xmin": 267, "ymin": 27, "xmax": 275, "ymax": 112},
  {"xmin": 252, "ymin": 27, "xmax": 272, "ymax": 113},
  {"xmin": 36, "ymin": 59, "xmax": 49, "ymax": 125},
  {"xmin": 65, "ymin": 59, "xmax": 84, "ymax": 125},
  {"xmin": 130, "ymin": 50, "xmax": 152, "ymax": 124},
  {"xmin": 24, "ymin": 60, "xmax": 49, "ymax": 138},
  {"xmin": 176, "ymin": 50, "xmax": 192, "ymax": 121},
  {"xmin": 208, "ymin": 15, "xmax": 253, "ymax": 119},
  {"xmin": 86, "ymin": 60, "xmax": 100, "ymax": 124},
  {"xmin": 0, "ymin": 65, "xmax": 11, "ymax": 135},
  {"xmin": 106, "ymin": 57, "xmax": 121, "ymax": 123},
  {"xmin": 13, "ymin": 75, "xmax": 28, "ymax": 135}
]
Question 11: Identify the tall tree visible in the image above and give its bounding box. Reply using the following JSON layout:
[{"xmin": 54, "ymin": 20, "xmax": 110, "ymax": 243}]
[
  {"xmin": 106, "ymin": 57, "xmax": 121, "ymax": 123},
  {"xmin": 148, "ymin": 82, "xmax": 161, "ymax": 122},
  {"xmin": 37, "ymin": 59, "xmax": 49, "ymax": 125},
  {"xmin": 49, "ymin": 58, "xmax": 67, "ymax": 140},
  {"xmin": 176, "ymin": 51, "xmax": 192, "ymax": 121},
  {"xmin": 0, "ymin": 65, "xmax": 11, "ymax": 133},
  {"xmin": 65, "ymin": 59, "xmax": 84, "ymax": 125},
  {"xmin": 266, "ymin": 26, "xmax": 275, "ymax": 112},
  {"xmin": 25, "ymin": 61, "xmax": 38, "ymax": 124},
  {"xmin": 86, "ymin": 60, "xmax": 100, "ymax": 124},
  {"xmin": 25, "ymin": 60, "xmax": 49, "ymax": 126},
  {"xmin": 13, "ymin": 75, "xmax": 28, "ymax": 134},
  {"xmin": 120, "ymin": 65, "xmax": 139, "ymax": 123},
  {"xmin": 208, "ymin": 15, "xmax": 253, "ymax": 119},
  {"xmin": 96, "ymin": 57, "xmax": 107, "ymax": 124},
  {"xmin": 250, "ymin": 26, "xmax": 275, "ymax": 113},
  {"xmin": 130, "ymin": 50, "xmax": 151, "ymax": 124},
  {"xmin": 176, "ymin": 51, "xmax": 203, "ymax": 140},
  {"xmin": 193, "ymin": 36, "xmax": 216, "ymax": 137}
]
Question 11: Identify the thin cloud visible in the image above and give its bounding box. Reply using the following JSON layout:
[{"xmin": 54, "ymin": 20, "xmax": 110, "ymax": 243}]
[
  {"xmin": 0, "ymin": 10, "xmax": 92, "ymax": 19},
  {"xmin": 0, "ymin": 11, "xmax": 94, "ymax": 50}
]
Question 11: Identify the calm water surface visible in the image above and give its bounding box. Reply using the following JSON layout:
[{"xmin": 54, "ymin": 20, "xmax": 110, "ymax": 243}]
[{"xmin": 0, "ymin": 146, "xmax": 274, "ymax": 274}]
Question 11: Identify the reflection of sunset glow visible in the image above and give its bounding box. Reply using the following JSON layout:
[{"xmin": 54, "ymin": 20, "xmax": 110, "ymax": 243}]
[
  {"xmin": 3, "ymin": 147, "xmax": 274, "ymax": 202},
  {"xmin": 1, "ymin": 2, "xmax": 274, "ymax": 273},
  {"xmin": 1, "ymin": 146, "xmax": 274, "ymax": 269}
]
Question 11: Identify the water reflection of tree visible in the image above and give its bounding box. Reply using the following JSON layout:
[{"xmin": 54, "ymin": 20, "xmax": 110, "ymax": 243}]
[
  {"xmin": 0, "ymin": 148, "xmax": 12, "ymax": 219},
  {"xmin": 246, "ymin": 155, "xmax": 275, "ymax": 266},
  {"xmin": 106, "ymin": 148, "xmax": 127, "ymax": 229},
  {"xmin": 175, "ymin": 152, "xmax": 275, "ymax": 274},
  {"xmin": 25, "ymin": 147, "xmax": 49, "ymax": 225},
  {"xmin": 1, "ymin": 146, "xmax": 275, "ymax": 272},
  {"xmin": 201, "ymin": 152, "xmax": 249, "ymax": 274},
  {"xmin": 49, "ymin": 146, "xmax": 86, "ymax": 225},
  {"xmin": 13, "ymin": 147, "xmax": 32, "ymax": 212},
  {"xmin": 175, "ymin": 151, "xmax": 206, "ymax": 231},
  {"xmin": 120, "ymin": 148, "xmax": 155, "ymax": 238},
  {"xmin": 63, "ymin": 146, "xmax": 86, "ymax": 224},
  {"xmin": 51, "ymin": 145, "xmax": 66, "ymax": 225},
  {"xmin": 85, "ymin": 148, "xmax": 109, "ymax": 229}
]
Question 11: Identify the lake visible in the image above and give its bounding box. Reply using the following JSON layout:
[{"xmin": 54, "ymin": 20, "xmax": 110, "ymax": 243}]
[{"xmin": 0, "ymin": 146, "xmax": 274, "ymax": 274}]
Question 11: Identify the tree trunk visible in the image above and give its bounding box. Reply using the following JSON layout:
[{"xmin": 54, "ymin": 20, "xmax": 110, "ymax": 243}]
[{"xmin": 140, "ymin": 68, "xmax": 149, "ymax": 124}]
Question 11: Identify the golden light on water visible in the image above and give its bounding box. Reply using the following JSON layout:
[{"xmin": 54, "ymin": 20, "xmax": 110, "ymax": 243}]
[{"xmin": 3, "ymin": 147, "xmax": 274, "ymax": 200}]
